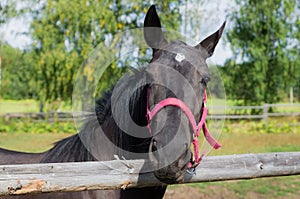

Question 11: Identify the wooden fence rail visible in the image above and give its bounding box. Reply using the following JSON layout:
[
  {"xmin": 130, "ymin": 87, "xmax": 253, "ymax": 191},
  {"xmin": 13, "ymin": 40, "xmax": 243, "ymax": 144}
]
[
  {"xmin": 0, "ymin": 152, "xmax": 299, "ymax": 196},
  {"xmin": 1, "ymin": 112, "xmax": 74, "ymax": 122},
  {"xmin": 210, "ymin": 103, "xmax": 300, "ymax": 125},
  {"xmin": 1, "ymin": 103, "xmax": 300, "ymax": 125}
]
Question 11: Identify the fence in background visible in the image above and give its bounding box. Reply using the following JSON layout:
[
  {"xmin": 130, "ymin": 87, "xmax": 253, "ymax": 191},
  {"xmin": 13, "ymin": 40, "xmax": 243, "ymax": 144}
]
[
  {"xmin": 210, "ymin": 103, "xmax": 300, "ymax": 125},
  {"xmin": 1, "ymin": 103, "xmax": 300, "ymax": 125},
  {"xmin": 1, "ymin": 112, "xmax": 73, "ymax": 122}
]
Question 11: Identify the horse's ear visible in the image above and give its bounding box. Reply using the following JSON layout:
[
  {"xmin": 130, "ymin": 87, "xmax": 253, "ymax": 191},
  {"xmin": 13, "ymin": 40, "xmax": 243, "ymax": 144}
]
[
  {"xmin": 196, "ymin": 21, "xmax": 226, "ymax": 58},
  {"xmin": 144, "ymin": 5, "xmax": 167, "ymax": 52}
]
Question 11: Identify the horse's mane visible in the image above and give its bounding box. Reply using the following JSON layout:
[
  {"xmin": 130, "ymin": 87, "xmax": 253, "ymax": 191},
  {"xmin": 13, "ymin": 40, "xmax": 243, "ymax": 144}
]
[{"xmin": 41, "ymin": 67, "xmax": 151, "ymax": 163}]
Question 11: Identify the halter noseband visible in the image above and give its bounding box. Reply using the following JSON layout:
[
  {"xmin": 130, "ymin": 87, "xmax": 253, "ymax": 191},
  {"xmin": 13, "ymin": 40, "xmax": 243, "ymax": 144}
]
[{"xmin": 146, "ymin": 89, "xmax": 221, "ymax": 169}]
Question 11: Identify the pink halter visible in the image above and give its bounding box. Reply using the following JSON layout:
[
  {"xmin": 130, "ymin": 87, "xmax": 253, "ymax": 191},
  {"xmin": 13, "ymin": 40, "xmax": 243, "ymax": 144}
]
[{"xmin": 146, "ymin": 89, "xmax": 221, "ymax": 169}]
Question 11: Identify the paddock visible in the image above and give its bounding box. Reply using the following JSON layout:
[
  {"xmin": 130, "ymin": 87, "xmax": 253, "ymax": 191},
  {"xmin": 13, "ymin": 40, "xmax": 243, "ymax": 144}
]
[{"xmin": 0, "ymin": 152, "xmax": 299, "ymax": 196}]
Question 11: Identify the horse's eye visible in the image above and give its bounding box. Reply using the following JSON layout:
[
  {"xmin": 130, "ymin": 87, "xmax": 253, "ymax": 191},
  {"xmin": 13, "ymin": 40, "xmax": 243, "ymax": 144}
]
[
  {"xmin": 201, "ymin": 78, "xmax": 207, "ymax": 87},
  {"xmin": 184, "ymin": 143, "xmax": 188, "ymax": 150}
]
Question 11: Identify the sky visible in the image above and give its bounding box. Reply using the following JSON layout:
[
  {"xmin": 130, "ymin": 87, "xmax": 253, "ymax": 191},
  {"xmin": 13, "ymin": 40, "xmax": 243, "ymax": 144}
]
[
  {"xmin": 0, "ymin": 0, "xmax": 235, "ymax": 65},
  {"xmin": 195, "ymin": 0, "xmax": 235, "ymax": 65}
]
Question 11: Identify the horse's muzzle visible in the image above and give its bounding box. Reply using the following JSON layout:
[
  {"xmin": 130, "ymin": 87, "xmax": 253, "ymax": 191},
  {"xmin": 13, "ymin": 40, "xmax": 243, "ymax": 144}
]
[{"xmin": 150, "ymin": 148, "xmax": 191, "ymax": 184}]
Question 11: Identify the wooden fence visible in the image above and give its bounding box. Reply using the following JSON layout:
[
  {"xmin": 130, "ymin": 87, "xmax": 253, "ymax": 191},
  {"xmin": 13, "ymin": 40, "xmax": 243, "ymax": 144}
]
[
  {"xmin": 1, "ymin": 112, "xmax": 73, "ymax": 122},
  {"xmin": 2, "ymin": 103, "xmax": 300, "ymax": 125},
  {"xmin": 0, "ymin": 152, "xmax": 299, "ymax": 196},
  {"xmin": 209, "ymin": 103, "xmax": 300, "ymax": 125}
]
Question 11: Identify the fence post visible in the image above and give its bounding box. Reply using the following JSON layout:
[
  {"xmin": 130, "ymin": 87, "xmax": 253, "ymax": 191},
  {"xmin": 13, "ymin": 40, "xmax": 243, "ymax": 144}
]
[
  {"xmin": 4, "ymin": 113, "xmax": 10, "ymax": 122},
  {"xmin": 290, "ymin": 87, "xmax": 293, "ymax": 104},
  {"xmin": 263, "ymin": 104, "xmax": 268, "ymax": 125}
]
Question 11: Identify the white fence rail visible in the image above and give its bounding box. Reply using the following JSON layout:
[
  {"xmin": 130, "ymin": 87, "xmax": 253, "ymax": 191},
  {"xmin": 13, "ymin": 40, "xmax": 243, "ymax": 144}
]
[{"xmin": 0, "ymin": 152, "xmax": 299, "ymax": 196}]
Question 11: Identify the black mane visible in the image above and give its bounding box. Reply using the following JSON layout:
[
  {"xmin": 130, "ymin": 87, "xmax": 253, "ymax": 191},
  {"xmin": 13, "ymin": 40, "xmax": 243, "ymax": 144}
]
[
  {"xmin": 0, "ymin": 5, "xmax": 225, "ymax": 199},
  {"xmin": 41, "ymin": 68, "xmax": 151, "ymax": 163}
]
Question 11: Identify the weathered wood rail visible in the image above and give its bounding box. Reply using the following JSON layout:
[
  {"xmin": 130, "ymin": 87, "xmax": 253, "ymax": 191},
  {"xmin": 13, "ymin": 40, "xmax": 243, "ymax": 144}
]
[
  {"xmin": 210, "ymin": 103, "xmax": 300, "ymax": 125},
  {"xmin": 2, "ymin": 112, "xmax": 73, "ymax": 122},
  {"xmin": 0, "ymin": 152, "xmax": 299, "ymax": 196},
  {"xmin": 2, "ymin": 103, "xmax": 300, "ymax": 125}
]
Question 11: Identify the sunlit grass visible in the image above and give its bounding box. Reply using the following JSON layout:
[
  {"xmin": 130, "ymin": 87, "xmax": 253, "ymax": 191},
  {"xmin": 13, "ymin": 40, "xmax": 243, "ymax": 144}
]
[
  {"xmin": 0, "ymin": 99, "xmax": 72, "ymax": 114},
  {"xmin": 167, "ymin": 175, "xmax": 300, "ymax": 199},
  {"xmin": 167, "ymin": 130, "xmax": 300, "ymax": 199},
  {"xmin": 0, "ymin": 132, "xmax": 71, "ymax": 152},
  {"xmin": 210, "ymin": 133, "xmax": 300, "ymax": 156},
  {"xmin": 0, "ymin": 99, "xmax": 38, "ymax": 113},
  {"xmin": 0, "ymin": 104, "xmax": 299, "ymax": 198}
]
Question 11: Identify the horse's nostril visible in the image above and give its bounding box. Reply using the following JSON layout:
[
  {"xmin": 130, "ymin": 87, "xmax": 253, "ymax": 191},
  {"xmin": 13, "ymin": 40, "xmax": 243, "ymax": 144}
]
[
  {"xmin": 152, "ymin": 139, "xmax": 158, "ymax": 151},
  {"xmin": 184, "ymin": 143, "xmax": 188, "ymax": 149}
]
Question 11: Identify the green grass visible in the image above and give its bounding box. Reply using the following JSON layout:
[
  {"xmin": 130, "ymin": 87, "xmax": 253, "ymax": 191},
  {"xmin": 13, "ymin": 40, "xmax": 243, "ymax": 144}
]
[
  {"xmin": 1, "ymin": 131, "xmax": 299, "ymax": 198},
  {"xmin": 173, "ymin": 175, "xmax": 300, "ymax": 199},
  {"xmin": 0, "ymin": 118, "xmax": 76, "ymax": 134},
  {"xmin": 207, "ymin": 97, "xmax": 300, "ymax": 115},
  {"xmin": 2, "ymin": 99, "xmax": 299, "ymax": 115},
  {"xmin": 0, "ymin": 132, "xmax": 71, "ymax": 152},
  {"xmin": 0, "ymin": 99, "xmax": 72, "ymax": 114},
  {"xmin": 221, "ymin": 117, "xmax": 300, "ymax": 135},
  {"xmin": 0, "ymin": 99, "xmax": 38, "ymax": 113},
  {"xmin": 168, "ymin": 119, "xmax": 300, "ymax": 199},
  {"xmin": 0, "ymin": 100, "xmax": 299, "ymax": 198},
  {"xmin": 209, "ymin": 132, "xmax": 300, "ymax": 156}
]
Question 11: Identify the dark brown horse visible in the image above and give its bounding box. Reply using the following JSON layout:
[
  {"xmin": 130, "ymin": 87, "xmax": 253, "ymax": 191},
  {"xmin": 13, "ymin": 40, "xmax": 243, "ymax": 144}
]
[{"xmin": 0, "ymin": 5, "xmax": 225, "ymax": 199}]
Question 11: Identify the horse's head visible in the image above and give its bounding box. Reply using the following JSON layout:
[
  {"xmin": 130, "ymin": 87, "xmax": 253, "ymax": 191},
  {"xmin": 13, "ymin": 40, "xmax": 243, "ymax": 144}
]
[{"xmin": 144, "ymin": 5, "xmax": 225, "ymax": 183}]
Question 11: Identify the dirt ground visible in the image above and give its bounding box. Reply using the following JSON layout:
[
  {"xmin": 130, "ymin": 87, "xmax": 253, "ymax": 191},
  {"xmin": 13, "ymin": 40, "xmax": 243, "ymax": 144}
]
[
  {"xmin": 163, "ymin": 186, "xmax": 298, "ymax": 199},
  {"xmin": 163, "ymin": 186, "xmax": 239, "ymax": 199}
]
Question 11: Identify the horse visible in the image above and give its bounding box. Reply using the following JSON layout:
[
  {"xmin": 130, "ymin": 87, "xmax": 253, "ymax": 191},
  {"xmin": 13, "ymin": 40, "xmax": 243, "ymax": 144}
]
[{"xmin": 0, "ymin": 5, "xmax": 225, "ymax": 199}]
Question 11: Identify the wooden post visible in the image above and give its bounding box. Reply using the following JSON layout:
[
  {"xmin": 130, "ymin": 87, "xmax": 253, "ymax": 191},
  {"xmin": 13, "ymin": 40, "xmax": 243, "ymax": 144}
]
[
  {"xmin": 263, "ymin": 104, "xmax": 268, "ymax": 125},
  {"xmin": 290, "ymin": 87, "xmax": 293, "ymax": 104},
  {"xmin": 0, "ymin": 152, "xmax": 299, "ymax": 196}
]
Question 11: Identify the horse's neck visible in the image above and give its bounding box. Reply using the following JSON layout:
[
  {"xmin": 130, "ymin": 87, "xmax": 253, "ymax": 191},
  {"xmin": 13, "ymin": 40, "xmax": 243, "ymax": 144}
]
[
  {"xmin": 41, "ymin": 84, "xmax": 149, "ymax": 163},
  {"xmin": 40, "ymin": 75, "xmax": 167, "ymax": 199},
  {"xmin": 116, "ymin": 85, "xmax": 167, "ymax": 199}
]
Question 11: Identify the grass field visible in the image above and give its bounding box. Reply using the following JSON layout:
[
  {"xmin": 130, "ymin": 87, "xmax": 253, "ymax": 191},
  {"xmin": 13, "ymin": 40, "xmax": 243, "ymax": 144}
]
[
  {"xmin": 165, "ymin": 175, "xmax": 300, "ymax": 199},
  {"xmin": 164, "ymin": 129, "xmax": 300, "ymax": 199},
  {"xmin": 0, "ymin": 111, "xmax": 299, "ymax": 198},
  {"xmin": 0, "ymin": 99, "xmax": 72, "ymax": 114},
  {"xmin": 1, "ymin": 99, "xmax": 299, "ymax": 114},
  {"xmin": 0, "ymin": 100, "xmax": 38, "ymax": 113},
  {"xmin": 0, "ymin": 132, "xmax": 70, "ymax": 152},
  {"xmin": 1, "ymin": 129, "xmax": 299, "ymax": 154},
  {"xmin": 0, "ymin": 130, "xmax": 299, "ymax": 198},
  {"xmin": 1, "ymin": 125, "xmax": 300, "ymax": 198}
]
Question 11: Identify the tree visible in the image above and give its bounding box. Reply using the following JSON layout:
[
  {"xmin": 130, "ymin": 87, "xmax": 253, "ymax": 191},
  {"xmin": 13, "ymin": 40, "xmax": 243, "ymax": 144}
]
[
  {"xmin": 29, "ymin": 0, "xmax": 183, "ymax": 108},
  {"xmin": 0, "ymin": 43, "xmax": 36, "ymax": 99},
  {"xmin": 224, "ymin": 0, "xmax": 300, "ymax": 105},
  {"xmin": 1, "ymin": 1, "xmax": 184, "ymax": 108}
]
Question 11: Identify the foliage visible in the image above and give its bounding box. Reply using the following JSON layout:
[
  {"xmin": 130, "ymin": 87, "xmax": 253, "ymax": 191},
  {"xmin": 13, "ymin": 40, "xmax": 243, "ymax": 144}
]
[
  {"xmin": 1, "ymin": 0, "xmax": 184, "ymax": 104},
  {"xmin": 222, "ymin": 117, "xmax": 300, "ymax": 135},
  {"xmin": 0, "ymin": 44, "xmax": 37, "ymax": 99},
  {"xmin": 223, "ymin": 0, "xmax": 300, "ymax": 105},
  {"xmin": 0, "ymin": 0, "xmax": 19, "ymax": 24},
  {"xmin": 30, "ymin": 0, "xmax": 115, "ymax": 103},
  {"xmin": 0, "ymin": 118, "xmax": 76, "ymax": 134}
]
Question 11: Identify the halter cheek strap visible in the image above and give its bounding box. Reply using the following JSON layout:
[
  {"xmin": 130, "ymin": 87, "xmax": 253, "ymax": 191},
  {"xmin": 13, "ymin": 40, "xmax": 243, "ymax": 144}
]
[{"xmin": 146, "ymin": 89, "xmax": 221, "ymax": 168}]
